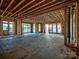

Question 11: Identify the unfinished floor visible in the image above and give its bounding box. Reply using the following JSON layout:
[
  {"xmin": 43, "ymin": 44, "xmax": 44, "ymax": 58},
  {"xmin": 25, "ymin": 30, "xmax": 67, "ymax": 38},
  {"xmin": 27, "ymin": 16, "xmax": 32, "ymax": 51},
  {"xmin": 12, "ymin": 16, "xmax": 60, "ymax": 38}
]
[{"xmin": 0, "ymin": 33, "xmax": 65, "ymax": 59}]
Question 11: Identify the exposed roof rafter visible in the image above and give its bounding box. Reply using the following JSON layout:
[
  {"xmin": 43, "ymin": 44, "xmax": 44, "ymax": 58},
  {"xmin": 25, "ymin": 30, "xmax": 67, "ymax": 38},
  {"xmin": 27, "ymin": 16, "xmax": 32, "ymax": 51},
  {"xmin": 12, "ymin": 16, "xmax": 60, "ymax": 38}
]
[
  {"xmin": 10, "ymin": 0, "xmax": 35, "ymax": 17},
  {"xmin": 15, "ymin": 0, "xmax": 56, "ymax": 17},
  {"xmin": 0, "ymin": 0, "xmax": 76, "ymax": 21},
  {"xmin": 2, "ymin": 0, "xmax": 15, "ymax": 16},
  {"xmin": 24, "ymin": 4, "xmax": 64, "ymax": 18},
  {"xmin": 21, "ymin": 0, "xmax": 66, "ymax": 17},
  {"xmin": 0, "ymin": 0, "xmax": 3, "ymax": 8},
  {"xmin": 17, "ymin": 0, "xmax": 46, "ymax": 16},
  {"xmin": 23, "ymin": 0, "xmax": 74, "ymax": 18},
  {"xmin": 6, "ymin": 0, "xmax": 25, "ymax": 17}
]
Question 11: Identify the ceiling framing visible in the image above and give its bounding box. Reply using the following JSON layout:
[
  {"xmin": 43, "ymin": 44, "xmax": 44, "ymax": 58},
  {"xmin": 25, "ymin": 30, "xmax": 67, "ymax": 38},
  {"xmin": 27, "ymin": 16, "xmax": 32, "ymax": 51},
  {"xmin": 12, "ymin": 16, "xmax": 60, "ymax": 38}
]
[
  {"xmin": 0, "ymin": 0, "xmax": 76, "ymax": 22},
  {"xmin": 23, "ymin": 9, "xmax": 65, "ymax": 23}
]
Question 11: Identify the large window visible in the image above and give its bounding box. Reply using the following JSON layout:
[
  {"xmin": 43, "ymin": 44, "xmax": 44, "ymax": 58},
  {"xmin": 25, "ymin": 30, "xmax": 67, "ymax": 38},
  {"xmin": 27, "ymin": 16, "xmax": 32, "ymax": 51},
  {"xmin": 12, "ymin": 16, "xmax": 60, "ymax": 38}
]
[
  {"xmin": 57, "ymin": 23, "xmax": 62, "ymax": 33},
  {"xmin": 38, "ymin": 24, "xmax": 41, "ymax": 32},
  {"xmin": 3, "ymin": 21, "xmax": 8, "ymax": 30},
  {"xmin": 22, "ymin": 23, "xmax": 31, "ymax": 33},
  {"xmin": 9, "ymin": 22, "xmax": 15, "ymax": 34},
  {"xmin": 33, "ymin": 24, "xmax": 35, "ymax": 33},
  {"xmin": 45, "ymin": 24, "xmax": 49, "ymax": 33},
  {"xmin": 3, "ymin": 23, "xmax": 8, "ymax": 30},
  {"xmin": 49, "ymin": 24, "xmax": 53, "ymax": 33},
  {"xmin": 3, "ymin": 21, "xmax": 15, "ymax": 35},
  {"xmin": 53, "ymin": 24, "xmax": 56, "ymax": 33},
  {"xmin": 44, "ymin": 23, "xmax": 62, "ymax": 34}
]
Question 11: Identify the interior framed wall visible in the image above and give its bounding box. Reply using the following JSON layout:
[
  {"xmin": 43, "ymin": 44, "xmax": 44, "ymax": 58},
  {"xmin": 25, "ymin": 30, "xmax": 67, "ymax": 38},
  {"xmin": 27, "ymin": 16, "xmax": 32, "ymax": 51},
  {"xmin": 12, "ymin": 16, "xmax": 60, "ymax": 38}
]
[{"xmin": 66, "ymin": 5, "xmax": 77, "ymax": 47}]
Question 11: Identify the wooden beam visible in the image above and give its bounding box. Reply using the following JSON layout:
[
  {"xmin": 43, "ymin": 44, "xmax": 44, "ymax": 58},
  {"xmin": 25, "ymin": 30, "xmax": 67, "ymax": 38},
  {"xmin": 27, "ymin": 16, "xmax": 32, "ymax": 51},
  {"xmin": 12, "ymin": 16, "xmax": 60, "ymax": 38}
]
[
  {"xmin": 23, "ymin": 0, "xmax": 75, "ymax": 18},
  {"xmin": 59, "ymin": 10, "xmax": 65, "ymax": 20},
  {"xmin": 47, "ymin": 13, "xmax": 57, "ymax": 21},
  {"xmin": 51, "ymin": 11, "xmax": 60, "ymax": 21},
  {"xmin": 18, "ymin": 0, "xmax": 56, "ymax": 16},
  {"xmin": 0, "ymin": 0, "xmax": 3, "ymax": 8},
  {"xmin": 2, "ymin": 0, "xmax": 15, "ymax": 16},
  {"xmin": 0, "ymin": 15, "xmax": 18, "ymax": 20},
  {"xmin": 0, "ymin": 10, "xmax": 17, "ymax": 19},
  {"xmin": 11, "ymin": 0, "xmax": 46, "ymax": 18},
  {"xmin": 0, "ymin": 9, "xmax": 13, "ymax": 15},
  {"xmin": 26, "ymin": 5, "xmax": 64, "ymax": 18},
  {"xmin": 21, "ymin": 0, "xmax": 66, "ymax": 17},
  {"xmin": 47, "ymin": 14, "xmax": 55, "ymax": 22},
  {"xmin": 57, "ymin": 10, "xmax": 64, "ymax": 21},
  {"xmin": 6, "ymin": 0, "xmax": 25, "ymax": 17},
  {"xmin": 14, "ymin": 0, "xmax": 75, "ymax": 19},
  {"xmin": 12, "ymin": 0, "xmax": 69, "ymax": 18},
  {"xmin": 10, "ymin": 0, "xmax": 35, "ymax": 17},
  {"xmin": 17, "ymin": 0, "xmax": 46, "ymax": 16},
  {"xmin": 49, "ymin": 13, "xmax": 58, "ymax": 21},
  {"xmin": 54, "ymin": 10, "xmax": 62, "ymax": 21}
]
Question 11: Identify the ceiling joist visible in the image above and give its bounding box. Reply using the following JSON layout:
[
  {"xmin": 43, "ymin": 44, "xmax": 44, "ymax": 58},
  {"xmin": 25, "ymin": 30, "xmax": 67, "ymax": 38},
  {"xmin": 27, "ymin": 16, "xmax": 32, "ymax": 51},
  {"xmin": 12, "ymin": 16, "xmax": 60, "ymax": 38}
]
[
  {"xmin": 6, "ymin": 0, "xmax": 25, "ymax": 17},
  {"xmin": 16, "ymin": 0, "xmax": 46, "ymax": 17},
  {"xmin": 0, "ymin": 0, "xmax": 76, "ymax": 21},
  {"xmin": 2, "ymin": 0, "xmax": 15, "ymax": 16},
  {"xmin": 21, "ymin": 0, "xmax": 66, "ymax": 17},
  {"xmin": 10, "ymin": 0, "xmax": 35, "ymax": 17},
  {"xmin": 24, "ymin": 4, "xmax": 64, "ymax": 18},
  {"xmin": 0, "ymin": 0, "xmax": 3, "ymax": 8},
  {"xmin": 18, "ymin": 0, "xmax": 57, "ymax": 17},
  {"xmin": 23, "ymin": 0, "xmax": 75, "ymax": 18}
]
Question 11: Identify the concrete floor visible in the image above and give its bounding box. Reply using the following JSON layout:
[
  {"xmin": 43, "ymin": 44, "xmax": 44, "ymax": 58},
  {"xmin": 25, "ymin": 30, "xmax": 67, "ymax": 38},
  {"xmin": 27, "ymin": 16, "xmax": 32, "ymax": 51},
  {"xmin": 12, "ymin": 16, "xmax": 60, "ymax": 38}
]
[{"xmin": 0, "ymin": 33, "xmax": 65, "ymax": 59}]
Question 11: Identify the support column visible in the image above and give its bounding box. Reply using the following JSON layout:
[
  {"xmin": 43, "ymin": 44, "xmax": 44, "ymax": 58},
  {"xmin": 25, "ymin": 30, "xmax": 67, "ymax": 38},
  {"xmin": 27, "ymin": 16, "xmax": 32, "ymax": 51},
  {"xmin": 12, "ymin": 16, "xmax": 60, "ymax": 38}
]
[
  {"xmin": 16, "ymin": 19, "xmax": 22, "ymax": 35},
  {"xmin": 8, "ymin": 21, "xmax": 9, "ymax": 35},
  {"xmin": 0, "ymin": 18, "xmax": 3, "ymax": 36},
  {"xmin": 13, "ymin": 20, "xmax": 16, "ymax": 35},
  {"xmin": 62, "ymin": 23, "xmax": 64, "ymax": 34},
  {"xmin": 77, "ymin": 1, "xmax": 79, "ymax": 57},
  {"xmin": 31, "ymin": 23, "xmax": 33, "ymax": 33},
  {"xmin": 56, "ymin": 23, "xmax": 58, "ymax": 34},
  {"xmin": 48, "ymin": 24, "xmax": 50, "ymax": 33},
  {"xmin": 35, "ymin": 23, "xmax": 39, "ymax": 33},
  {"xmin": 64, "ymin": 7, "xmax": 69, "ymax": 45},
  {"xmin": 0, "ymin": 18, "xmax": 1, "ymax": 36},
  {"xmin": 14, "ymin": 20, "xmax": 17, "ymax": 35},
  {"xmin": 41, "ymin": 23, "xmax": 45, "ymax": 33},
  {"xmin": 40, "ymin": 23, "xmax": 42, "ymax": 33},
  {"xmin": 52, "ymin": 24, "xmax": 53, "ymax": 33}
]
